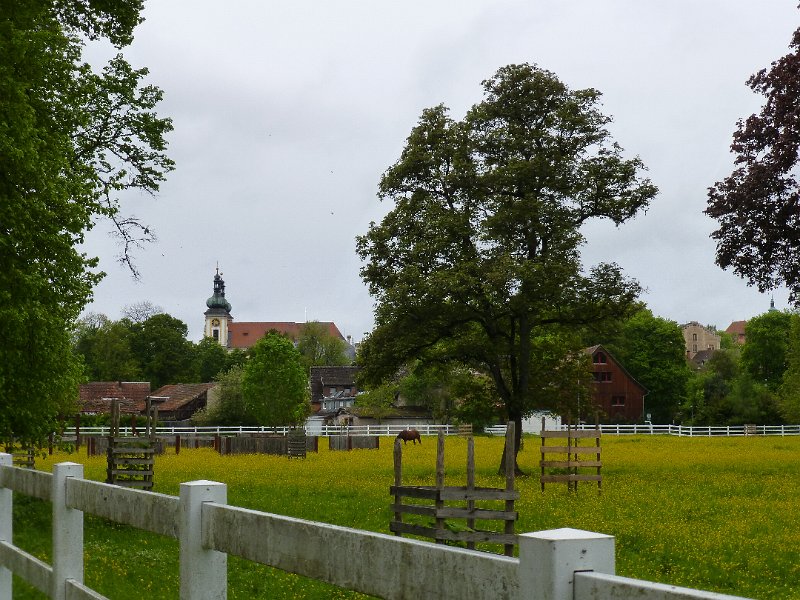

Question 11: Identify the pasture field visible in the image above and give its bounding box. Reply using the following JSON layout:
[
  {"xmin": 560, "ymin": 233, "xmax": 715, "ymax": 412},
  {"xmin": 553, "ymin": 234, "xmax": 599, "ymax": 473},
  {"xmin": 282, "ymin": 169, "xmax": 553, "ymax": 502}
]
[{"xmin": 10, "ymin": 434, "xmax": 800, "ymax": 599}]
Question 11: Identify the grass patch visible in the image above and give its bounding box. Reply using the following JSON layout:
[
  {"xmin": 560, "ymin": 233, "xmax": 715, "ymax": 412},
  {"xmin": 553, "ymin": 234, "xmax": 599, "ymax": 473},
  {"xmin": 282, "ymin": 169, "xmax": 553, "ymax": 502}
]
[{"xmin": 10, "ymin": 435, "xmax": 800, "ymax": 598}]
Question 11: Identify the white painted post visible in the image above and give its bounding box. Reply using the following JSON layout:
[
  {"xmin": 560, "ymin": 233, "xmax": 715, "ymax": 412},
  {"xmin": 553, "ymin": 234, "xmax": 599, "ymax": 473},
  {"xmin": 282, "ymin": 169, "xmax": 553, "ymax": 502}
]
[
  {"xmin": 0, "ymin": 454, "xmax": 12, "ymax": 597},
  {"xmin": 518, "ymin": 528, "xmax": 615, "ymax": 600},
  {"xmin": 52, "ymin": 462, "xmax": 84, "ymax": 600},
  {"xmin": 179, "ymin": 480, "xmax": 227, "ymax": 599}
]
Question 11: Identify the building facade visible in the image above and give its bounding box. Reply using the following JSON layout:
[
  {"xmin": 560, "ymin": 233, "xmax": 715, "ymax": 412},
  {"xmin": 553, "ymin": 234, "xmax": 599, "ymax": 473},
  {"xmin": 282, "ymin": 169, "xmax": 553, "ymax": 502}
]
[
  {"xmin": 680, "ymin": 321, "xmax": 720, "ymax": 359},
  {"xmin": 585, "ymin": 345, "xmax": 647, "ymax": 423}
]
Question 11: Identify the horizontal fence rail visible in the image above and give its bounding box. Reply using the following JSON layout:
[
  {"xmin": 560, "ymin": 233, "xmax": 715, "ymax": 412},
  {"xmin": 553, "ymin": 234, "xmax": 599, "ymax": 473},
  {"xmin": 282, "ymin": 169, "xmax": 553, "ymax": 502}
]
[
  {"xmin": 0, "ymin": 454, "xmax": 752, "ymax": 600},
  {"xmin": 60, "ymin": 423, "xmax": 800, "ymax": 438}
]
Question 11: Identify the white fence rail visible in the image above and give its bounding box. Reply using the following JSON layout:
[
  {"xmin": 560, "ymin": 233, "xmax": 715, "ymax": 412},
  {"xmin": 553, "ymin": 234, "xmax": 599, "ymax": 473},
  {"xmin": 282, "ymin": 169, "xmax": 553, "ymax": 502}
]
[
  {"xmin": 61, "ymin": 423, "xmax": 800, "ymax": 438},
  {"xmin": 0, "ymin": 454, "xmax": 749, "ymax": 599}
]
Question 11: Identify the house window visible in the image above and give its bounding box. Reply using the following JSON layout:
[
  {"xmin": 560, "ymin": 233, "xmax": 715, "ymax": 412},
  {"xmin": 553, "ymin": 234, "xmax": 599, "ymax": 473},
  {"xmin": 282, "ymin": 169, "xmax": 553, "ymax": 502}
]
[
  {"xmin": 593, "ymin": 352, "xmax": 607, "ymax": 364},
  {"xmin": 693, "ymin": 333, "xmax": 697, "ymax": 341},
  {"xmin": 212, "ymin": 329, "xmax": 219, "ymax": 341},
  {"xmin": 612, "ymin": 396, "xmax": 625, "ymax": 406},
  {"xmin": 593, "ymin": 372, "xmax": 612, "ymax": 382},
  {"xmin": 693, "ymin": 344, "xmax": 697, "ymax": 353}
]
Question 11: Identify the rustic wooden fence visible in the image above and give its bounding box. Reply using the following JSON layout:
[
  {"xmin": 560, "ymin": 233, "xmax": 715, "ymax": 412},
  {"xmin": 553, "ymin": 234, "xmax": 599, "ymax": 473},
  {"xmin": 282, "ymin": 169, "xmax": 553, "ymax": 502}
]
[
  {"xmin": 328, "ymin": 435, "xmax": 380, "ymax": 451},
  {"xmin": 217, "ymin": 433, "xmax": 318, "ymax": 456},
  {"xmin": 540, "ymin": 418, "xmax": 601, "ymax": 493},
  {"xmin": 390, "ymin": 424, "xmax": 518, "ymax": 556}
]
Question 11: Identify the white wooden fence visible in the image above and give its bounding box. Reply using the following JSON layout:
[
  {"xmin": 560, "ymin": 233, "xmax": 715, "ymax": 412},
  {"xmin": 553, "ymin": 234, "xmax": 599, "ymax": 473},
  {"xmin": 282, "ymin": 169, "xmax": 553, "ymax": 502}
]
[
  {"xmin": 0, "ymin": 454, "xmax": 749, "ymax": 600},
  {"xmin": 62, "ymin": 422, "xmax": 800, "ymax": 438}
]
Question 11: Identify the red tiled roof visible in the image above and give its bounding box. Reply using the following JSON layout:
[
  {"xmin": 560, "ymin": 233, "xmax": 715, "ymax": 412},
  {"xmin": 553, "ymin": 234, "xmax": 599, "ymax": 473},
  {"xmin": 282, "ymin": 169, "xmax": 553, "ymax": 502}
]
[
  {"xmin": 150, "ymin": 383, "xmax": 217, "ymax": 412},
  {"xmin": 79, "ymin": 382, "xmax": 151, "ymax": 413},
  {"xmin": 228, "ymin": 321, "xmax": 344, "ymax": 349},
  {"xmin": 726, "ymin": 321, "xmax": 747, "ymax": 336}
]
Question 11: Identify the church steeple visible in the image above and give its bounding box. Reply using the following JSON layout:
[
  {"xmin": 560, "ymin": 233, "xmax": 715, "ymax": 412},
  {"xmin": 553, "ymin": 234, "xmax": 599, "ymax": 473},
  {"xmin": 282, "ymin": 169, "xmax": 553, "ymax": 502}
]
[{"xmin": 204, "ymin": 267, "xmax": 233, "ymax": 346}]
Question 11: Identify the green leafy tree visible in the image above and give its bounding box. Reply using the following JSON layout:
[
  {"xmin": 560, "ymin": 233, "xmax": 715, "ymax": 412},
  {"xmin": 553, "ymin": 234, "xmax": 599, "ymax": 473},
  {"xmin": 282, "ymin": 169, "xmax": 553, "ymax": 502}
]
[
  {"xmin": 740, "ymin": 310, "xmax": 792, "ymax": 390},
  {"xmin": 0, "ymin": 2, "xmax": 172, "ymax": 445},
  {"xmin": 73, "ymin": 314, "xmax": 141, "ymax": 381},
  {"xmin": 296, "ymin": 321, "xmax": 350, "ymax": 371},
  {"xmin": 129, "ymin": 314, "xmax": 193, "ymax": 389},
  {"xmin": 706, "ymin": 25, "xmax": 800, "ymax": 302},
  {"xmin": 191, "ymin": 337, "xmax": 247, "ymax": 383},
  {"xmin": 778, "ymin": 314, "xmax": 800, "ymax": 422},
  {"xmin": 193, "ymin": 365, "xmax": 251, "ymax": 426},
  {"xmin": 606, "ymin": 309, "xmax": 691, "ymax": 424},
  {"xmin": 356, "ymin": 64, "xmax": 656, "ymax": 467},
  {"xmin": 241, "ymin": 333, "xmax": 310, "ymax": 426}
]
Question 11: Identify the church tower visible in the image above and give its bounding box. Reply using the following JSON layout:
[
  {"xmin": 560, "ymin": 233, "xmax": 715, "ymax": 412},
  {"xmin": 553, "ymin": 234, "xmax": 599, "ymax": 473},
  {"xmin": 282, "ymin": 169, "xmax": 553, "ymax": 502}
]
[{"xmin": 204, "ymin": 268, "xmax": 233, "ymax": 346}]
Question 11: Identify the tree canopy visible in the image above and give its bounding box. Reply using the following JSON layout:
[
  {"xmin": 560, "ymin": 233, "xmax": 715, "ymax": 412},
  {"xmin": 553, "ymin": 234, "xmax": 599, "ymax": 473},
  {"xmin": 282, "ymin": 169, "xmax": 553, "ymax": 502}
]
[
  {"xmin": 706, "ymin": 25, "xmax": 800, "ymax": 302},
  {"xmin": 356, "ymin": 64, "xmax": 657, "ymax": 464},
  {"xmin": 296, "ymin": 321, "xmax": 351, "ymax": 371},
  {"xmin": 241, "ymin": 333, "xmax": 310, "ymax": 426},
  {"xmin": 0, "ymin": 1, "xmax": 172, "ymax": 445},
  {"xmin": 605, "ymin": 309, "xmax": 691, "ymax": 424}
]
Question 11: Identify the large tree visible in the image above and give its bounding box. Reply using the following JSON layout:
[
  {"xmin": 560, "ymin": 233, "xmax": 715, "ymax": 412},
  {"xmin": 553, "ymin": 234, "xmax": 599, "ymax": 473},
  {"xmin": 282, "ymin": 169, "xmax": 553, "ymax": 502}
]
[
  {"xmin": 356, "ymin": 64, "xmax": 657, "ymax": 467},
  {"xmin": 706, "ymin": 25, "xmax": 800, "ymax": 301},
  {"xmin": 0, "ymin": 1, "xmax": 173, "ymax": 445},
  {"xmin": 740, "ymin": 309, "xmax": 792, "ymax": 390},
  {"xmin": 241, "ymin": 333, "xmax": 310, "ymax": 427},
  {"xmin": 128, "ymin": 314, "xmax": 194, "ymax": 390},
  {"xmin": 605, "ymin": 309, "xmax": 691, "ymax": 424},
  {"xmin": 296, "ymin": 321, "xmax": 351, "ymax": 371}
]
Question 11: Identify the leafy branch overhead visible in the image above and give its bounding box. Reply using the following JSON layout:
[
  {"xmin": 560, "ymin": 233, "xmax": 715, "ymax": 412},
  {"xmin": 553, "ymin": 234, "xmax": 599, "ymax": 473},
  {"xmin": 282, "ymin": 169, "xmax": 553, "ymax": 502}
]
[
  {"xmin": 707, "ymin": 26, "xmax": 800, "ymax": 301},
  {"xmin": 0, "ymin": 1, "xmax": 173, "ymax": 445},
  {"xmin": 357, "ymin": 63, "xmax": 657, "ymax": 468}
]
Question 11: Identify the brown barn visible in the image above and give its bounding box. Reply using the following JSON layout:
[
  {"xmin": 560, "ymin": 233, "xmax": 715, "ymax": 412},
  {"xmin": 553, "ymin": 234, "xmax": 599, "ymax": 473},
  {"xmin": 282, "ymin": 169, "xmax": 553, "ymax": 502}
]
[
  {"xmin": 149, "ymin": 383, "xmax": 218, "ymax": 422},
  {"xmin": 585, "ymin": 345, "xmax": 647, "ymax": 423}
]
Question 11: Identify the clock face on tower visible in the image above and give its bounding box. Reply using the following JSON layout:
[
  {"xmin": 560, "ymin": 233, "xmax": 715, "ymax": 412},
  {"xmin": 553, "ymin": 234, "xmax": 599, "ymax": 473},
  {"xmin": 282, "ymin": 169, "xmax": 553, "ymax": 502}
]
[{"xmin": 211, "ymin": 318, "xmax": 220, "ymax": 326}]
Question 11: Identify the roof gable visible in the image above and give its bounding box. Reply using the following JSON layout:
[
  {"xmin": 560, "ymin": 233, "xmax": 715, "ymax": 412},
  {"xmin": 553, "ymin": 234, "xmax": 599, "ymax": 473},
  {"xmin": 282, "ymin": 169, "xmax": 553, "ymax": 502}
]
[{"xmin": 150, "ymin": 383, "xmax": 217, "ymax": 412}]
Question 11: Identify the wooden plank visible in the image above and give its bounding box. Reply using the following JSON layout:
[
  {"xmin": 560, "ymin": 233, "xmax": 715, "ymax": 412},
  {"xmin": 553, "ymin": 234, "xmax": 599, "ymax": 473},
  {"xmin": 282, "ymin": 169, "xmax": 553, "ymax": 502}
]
[
  {"xmin": 435, "ymin": 507, "xmax": 517, "ymax": 521},
  {"xmin": 540, "ymin": 446, "xmax": 602, "ymax": 454},
  {"xmin": 390, "ymin": 485, "xmax": 440, "ymax": 500},
  {"xmin": 540, "ymin": 460, "xmax": 602, "ymax": 468},
  {"xmin": 438, "ymin": 487, "xmax": 519, "ymax": 501},
  {"xmin": 540, "ymin": 430, "xmax": 601, "ymax": 439},
  {"xmin": 540, "ymin": 474, "xmax": 602, "ymax": 483},
  {"xmin": 110, "ymin": 457, "xmax": 154, "ymax": 466},
  {"xmin": 110, "ymin": 480, "xmax": 153, "ymax": 488},
  {"xmin": 388, "ymin": 504, "xmax": 517, "ymax": 522},
  {"xmin": 389, "ymin": 522, "xmax": 517, "ymax": 546},
  {"xmin": 110, "ymin": 447, "xmax": 155, "ymax": 455},
  {"xmin": 388, "ymin": 504, "xmax": 437, "ymax": 518}
]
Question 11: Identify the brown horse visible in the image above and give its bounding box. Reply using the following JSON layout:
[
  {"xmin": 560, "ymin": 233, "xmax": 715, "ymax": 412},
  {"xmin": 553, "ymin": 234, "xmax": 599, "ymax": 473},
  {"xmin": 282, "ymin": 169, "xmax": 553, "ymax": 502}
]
[{"xmin": 397, "ymin": 429, "xmax": 421, "ymax": 445}]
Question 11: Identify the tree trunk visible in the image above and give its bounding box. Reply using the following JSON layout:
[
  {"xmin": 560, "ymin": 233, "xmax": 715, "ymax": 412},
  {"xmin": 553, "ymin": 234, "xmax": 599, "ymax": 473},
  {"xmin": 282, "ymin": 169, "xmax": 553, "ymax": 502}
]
[{"xmin": 497, "ymin": 412, "xmax": 524, "ymax": 475}]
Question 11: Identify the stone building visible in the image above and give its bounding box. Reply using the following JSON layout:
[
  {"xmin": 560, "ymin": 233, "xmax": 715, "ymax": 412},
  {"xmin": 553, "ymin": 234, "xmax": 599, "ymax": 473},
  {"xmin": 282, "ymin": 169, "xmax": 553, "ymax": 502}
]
[{"xmin": 681, "ymin": 321, "xmax": 720, "ymax": 359}]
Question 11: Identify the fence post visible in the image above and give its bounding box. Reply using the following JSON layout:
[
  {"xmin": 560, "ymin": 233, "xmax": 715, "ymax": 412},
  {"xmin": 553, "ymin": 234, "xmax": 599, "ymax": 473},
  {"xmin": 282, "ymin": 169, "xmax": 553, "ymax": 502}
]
[
  {"xmin": 518, "ymin": 528, "xmax": 614, "ymax": 600},
  {"xmin": 0, "ymin": 454, "xmax": 12, "ymax": 597},
  {"xmin": 52, "ymin": 462, "xmax": 84, "ymax": 600},
  {"xmin": 179, "ymin": 480, "xmax": 227, "ymax": 599}
]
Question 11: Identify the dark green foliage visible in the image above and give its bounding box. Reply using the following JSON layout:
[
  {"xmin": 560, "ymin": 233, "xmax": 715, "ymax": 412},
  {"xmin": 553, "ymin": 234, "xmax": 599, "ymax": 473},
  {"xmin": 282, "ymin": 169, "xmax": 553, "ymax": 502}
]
[
  {"xmin": 241, "ymin": 333, "xmax": 310, "ymax": 426},
  {"xmin": 605, "ymin": 310, "xmax": 691, "ymax": 424},
  {"xmin": 707, "ymin": 27, "xmax": 800, "ymax": 302},
  {"xmin": 128, "ymin": 314, "xmax": 194, "ymax": 390},
  {"xmin": 740, "ymin": 310, "xmax": 792, "ymax": 390},
  {"xmin": 0, "ymin": 1, "xmax": 172, "ymax": 445},
  {"xmin": 357, "ymin": 64, "xmax": 656, "ymax": 462},
  {"xmin": 778, "ymin": 314, "xmax": 800, "ymax": 422}
]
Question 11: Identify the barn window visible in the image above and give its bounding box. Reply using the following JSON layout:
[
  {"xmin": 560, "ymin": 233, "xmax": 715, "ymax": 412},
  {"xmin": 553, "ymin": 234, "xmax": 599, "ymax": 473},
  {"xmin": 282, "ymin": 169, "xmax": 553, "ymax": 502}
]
[
  {"xmin": 612, "ymin": 396, "xmax": 625, "ymax": 406},
  {"xmin": 593, "ymin": 352, "xmax": 607, "ymax": 364}
]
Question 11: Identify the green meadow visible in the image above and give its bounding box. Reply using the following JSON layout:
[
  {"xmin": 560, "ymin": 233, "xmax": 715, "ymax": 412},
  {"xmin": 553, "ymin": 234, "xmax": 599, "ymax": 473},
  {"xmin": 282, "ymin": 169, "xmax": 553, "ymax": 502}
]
[{"xmin": 10, "ymin": 434, "xmax": 800, "ymax": 599}]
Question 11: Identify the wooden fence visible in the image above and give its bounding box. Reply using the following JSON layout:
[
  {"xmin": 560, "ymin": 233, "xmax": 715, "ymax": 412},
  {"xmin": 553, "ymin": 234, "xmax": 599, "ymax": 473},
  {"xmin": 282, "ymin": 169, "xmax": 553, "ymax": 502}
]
[
  {"xmin": 390, "ymin": 426, "xmax": 517, "ymax": 556},
  {"xmin": 0, "ymin": 453, "xmax": 750, "ymax": 600},
  {"xmin": 540, "ymin": 419, "xmax": 602, "ymax": 493},
  {"xmin": 328, "ymin": 435, "xmax": 380, "ymax": 450}
]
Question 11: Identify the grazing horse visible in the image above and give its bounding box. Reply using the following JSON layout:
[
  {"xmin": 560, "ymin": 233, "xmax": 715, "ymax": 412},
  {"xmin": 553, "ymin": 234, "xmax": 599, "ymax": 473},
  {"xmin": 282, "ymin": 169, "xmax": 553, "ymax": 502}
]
[{"xmin": 397, "ymin": 429, "xmax": 421, "ymax": 445}]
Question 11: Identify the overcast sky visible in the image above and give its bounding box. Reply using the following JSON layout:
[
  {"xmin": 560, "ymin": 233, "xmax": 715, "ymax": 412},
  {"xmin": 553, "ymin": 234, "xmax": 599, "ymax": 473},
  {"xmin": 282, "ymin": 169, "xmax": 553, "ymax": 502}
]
[{"xmin": 80, "ymin": 0, "xmax": 799, "ymax": 343}]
